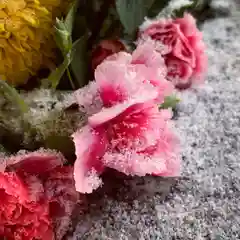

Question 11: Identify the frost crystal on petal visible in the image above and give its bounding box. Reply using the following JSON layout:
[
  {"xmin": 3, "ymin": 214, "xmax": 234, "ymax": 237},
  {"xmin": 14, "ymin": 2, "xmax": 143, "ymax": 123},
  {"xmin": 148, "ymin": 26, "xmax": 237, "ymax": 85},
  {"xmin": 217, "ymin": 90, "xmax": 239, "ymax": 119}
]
[
  {"xmin": 74, "ymin": 81, "xmax": 103, "ymax": 116},
  {"xmin": 7, "ymin": 149, "xmax": 65, "ymax": 175},
  {"xmin": 72, "ymin": 126, "xmax": 106, "ymax": 193}
]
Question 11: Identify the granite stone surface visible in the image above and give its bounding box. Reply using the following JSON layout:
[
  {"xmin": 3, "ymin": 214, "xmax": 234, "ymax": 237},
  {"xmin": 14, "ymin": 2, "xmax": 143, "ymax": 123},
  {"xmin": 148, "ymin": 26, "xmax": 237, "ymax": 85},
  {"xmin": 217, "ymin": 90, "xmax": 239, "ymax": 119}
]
[{"xmin": 68, "ymin": 1, "xmax": 240, "ymax": 239}]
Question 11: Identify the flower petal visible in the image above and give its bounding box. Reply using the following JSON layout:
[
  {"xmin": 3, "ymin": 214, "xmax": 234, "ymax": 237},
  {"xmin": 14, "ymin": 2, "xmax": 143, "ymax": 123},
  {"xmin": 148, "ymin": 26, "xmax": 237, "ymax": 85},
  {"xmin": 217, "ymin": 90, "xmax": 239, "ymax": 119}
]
[
  {"xmin": 44, "ymin": 166, "xmax": 80, "ymax": 240},
  {"xmin": 95, "ymin": 60, "xmax": 158, "ymax": 107},
  {"xmin": 72, "ymin": 126, "xmax": 107, "ymax": 193},
  {"xmin": 166, "ymin": 57, "xmax": 193, "ymax": 89},
  {"xmin": 174, "ymin": 13, "xmax": 197, "ymax": 37},
  {"xmin": 132, "ymin": 38, "xmax": 166, "ymax": 74},
  {"xmin": 0, "ymin": 156, "xmax": 6, "ymax": 172},
  {"xmin": 132, "ymin": 39, "xmax": 174, "ymax": 103},
  {"xmin": 0, "ymin": 172, "xmax": 28, "ymax": 202},
  {"xmin": 7, "ymin": 149, "xmax": 65, "ymax": 176},
  {"xmin": 105, "ymin": 51, "xmax": 132, "ymax": 64},
  {"xmin": 139, "ymin": 13, "xmax": 207, "ymax": 90},
  {"xmin": 74, "ymin": 81, "xmax": 103, "ymax": 116},
  {"xmin": 88, "ymin": 92, "xmax": 159, "ymax": 128},
  {"xmin": 100, "ymin": 106, "xmax": 180, "ymax": 177}
]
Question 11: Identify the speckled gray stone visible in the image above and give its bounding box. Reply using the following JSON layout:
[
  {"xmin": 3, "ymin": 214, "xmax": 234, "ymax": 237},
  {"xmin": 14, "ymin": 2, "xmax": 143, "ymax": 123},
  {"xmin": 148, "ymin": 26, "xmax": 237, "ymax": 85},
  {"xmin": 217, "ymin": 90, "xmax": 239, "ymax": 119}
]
[{"xmin": 68, "ymin": 2, "xmax": 240, "ymax": 240}]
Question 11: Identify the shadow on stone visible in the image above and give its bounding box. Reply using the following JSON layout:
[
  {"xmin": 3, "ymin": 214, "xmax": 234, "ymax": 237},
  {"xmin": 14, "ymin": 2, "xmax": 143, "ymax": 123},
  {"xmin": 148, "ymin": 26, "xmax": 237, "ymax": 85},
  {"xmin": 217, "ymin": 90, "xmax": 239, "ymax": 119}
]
[
  {"xmin": 88, "ymin": 169, "xmax": 177, "ymax": 203},
  {"xmin": 65, "ymin": 169, "xmax": 178, "ymax": 239}
]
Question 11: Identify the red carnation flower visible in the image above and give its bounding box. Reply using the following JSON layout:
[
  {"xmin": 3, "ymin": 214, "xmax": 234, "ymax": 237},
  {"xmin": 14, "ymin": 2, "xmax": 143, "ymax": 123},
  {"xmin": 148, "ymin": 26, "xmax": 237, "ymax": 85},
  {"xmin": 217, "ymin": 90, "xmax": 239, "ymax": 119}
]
[{"xmin": 0, "ymin": 150, "xmax": 80, "ymax": 240}]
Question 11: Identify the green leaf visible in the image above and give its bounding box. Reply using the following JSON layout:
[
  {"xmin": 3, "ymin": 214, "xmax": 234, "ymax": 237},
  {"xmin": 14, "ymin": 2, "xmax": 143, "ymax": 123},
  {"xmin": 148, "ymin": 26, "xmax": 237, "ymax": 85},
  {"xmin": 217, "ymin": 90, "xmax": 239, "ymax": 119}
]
[
  {"xmin": 55, "ymin": 17, "xmax": 66, "ymax": 31},
  {"xmin": 116, "ymin": 0, "xmax": 155, "ymax": 36},
  {"xmin": 42, "ymin": 53, "xmax": 72, "ymax": 89},
  {"xmin": 55, "ymin": 18, "xmax": 72, "ymax": 54},
  {"xmin": 70, "ymin": 35, "xmax": 88, "ymax": 88},
  {"xmin": 54, "ymin": 0, "xmax": 79, "ymax": 54},
  {"xmin": 42, "ymin": 35, "xmax": 88, "ymax": 89},
  {"xmin": 0, "ymin": 80, "xmax": 28, "ymax": 114},
  {"xmin": 55, "ymin": 27, "xmax": 71, "ymax": 54},
  {"xmin": 64, "ymin": 1, "xmax": 78, "ymax": 34},
  {"xmin": 45, "ymin": 2, "xmax": 88, "ymax": 90},
  {"xmin": 72, "ymin": 14, "xmax": 88, "ymax": 43},
  {"xmin": 148, "ymin": 0, "xmax": 170, "ymax": 18},
  {"xmin": 44, "ymin": 135, "xmax": 75, "ymax": 160},
  {"xmin": 0, "ymin": 144, "xmax": 7, "ymax": 153},
  {"xmin": 159, "ymin": 95, "xmax": 180, "ymax": 109}
]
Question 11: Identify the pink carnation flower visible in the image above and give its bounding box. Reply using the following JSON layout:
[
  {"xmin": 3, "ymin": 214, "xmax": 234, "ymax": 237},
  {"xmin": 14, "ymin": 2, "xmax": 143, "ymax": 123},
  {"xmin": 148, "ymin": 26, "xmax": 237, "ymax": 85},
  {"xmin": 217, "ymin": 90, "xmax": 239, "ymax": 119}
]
[
  {"xmin": 0, "ymin": 150, "xmax": 79, "ymax": 240},
  {"xmin": 104, "ymin": 38, "xmax": 174, "ymax": 103},
  {"xmin": 139, "ymin": 13, "xmax": 207, "ymax": 89},
  {"xmin": 73, "ymin": 46, "xmax": 180, "ymax": 194}
]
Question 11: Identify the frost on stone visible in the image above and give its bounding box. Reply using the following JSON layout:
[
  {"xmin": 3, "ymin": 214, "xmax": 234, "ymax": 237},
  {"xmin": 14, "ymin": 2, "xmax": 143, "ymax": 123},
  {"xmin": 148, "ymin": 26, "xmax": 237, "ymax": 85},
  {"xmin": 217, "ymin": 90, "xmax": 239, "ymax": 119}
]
[{"xmin": 210, "ymin": 0, "xmax": 239, "ymax": 15}]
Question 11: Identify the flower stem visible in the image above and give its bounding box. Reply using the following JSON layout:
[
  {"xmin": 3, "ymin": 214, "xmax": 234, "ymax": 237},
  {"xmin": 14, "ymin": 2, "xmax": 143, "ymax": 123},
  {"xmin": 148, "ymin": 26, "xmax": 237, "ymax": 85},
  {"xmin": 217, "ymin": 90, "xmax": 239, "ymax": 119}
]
[{"xmin": 66, "ymin": 67, "xmax": 76, "ymax": 90}]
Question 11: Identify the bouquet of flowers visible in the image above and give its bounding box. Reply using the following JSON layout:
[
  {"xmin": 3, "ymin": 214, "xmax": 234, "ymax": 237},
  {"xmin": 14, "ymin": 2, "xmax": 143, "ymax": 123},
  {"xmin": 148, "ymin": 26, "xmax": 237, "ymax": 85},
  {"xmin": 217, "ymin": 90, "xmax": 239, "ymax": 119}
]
[{"xmin": 0, "ymin": 0, "xmax": 208, "ymax": 239}]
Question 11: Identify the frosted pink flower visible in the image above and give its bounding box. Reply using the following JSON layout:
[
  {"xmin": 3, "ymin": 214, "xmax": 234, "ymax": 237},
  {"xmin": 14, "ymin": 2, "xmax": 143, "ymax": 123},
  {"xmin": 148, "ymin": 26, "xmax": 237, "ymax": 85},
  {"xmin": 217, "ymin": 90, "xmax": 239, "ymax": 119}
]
[
  {"xmin": 104, "ymin": 38, "xmax": 174, "ymax": 103},
  {"xmin": 75, "ymin": 39, "xmax": 173, "ymax": 113},
  {"xmin": 139, "ymin": 13, "xmax": 207, "ymax": 89},
  {"xmin": 73, "ymin": 59, "xmax": 180, "ymax": 194},
  {"xmin": 0, "ymin": 150, "xmax": 79, "ymax": 240}
]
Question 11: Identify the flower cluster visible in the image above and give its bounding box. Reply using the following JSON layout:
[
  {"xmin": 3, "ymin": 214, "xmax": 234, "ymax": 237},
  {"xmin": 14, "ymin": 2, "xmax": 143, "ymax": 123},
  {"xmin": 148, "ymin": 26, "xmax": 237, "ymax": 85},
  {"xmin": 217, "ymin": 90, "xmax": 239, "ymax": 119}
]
[
  {"xmin": 0, "ymin": 8, "xmax": 207, "ymax": 239},
  {"xmin": 72, "ymin": 13, "xmax": 207, "ymax": 194},
  {"xmin": 0, "ymin": 150, "xmax": 80, "ymax": 240},
  {"xmin": 92, "ymin": 14, "xmax": 207, "ymax": 90},
  {"xmin": 73, "ymin": 39, "xmax": 180, "ymax": 194}
]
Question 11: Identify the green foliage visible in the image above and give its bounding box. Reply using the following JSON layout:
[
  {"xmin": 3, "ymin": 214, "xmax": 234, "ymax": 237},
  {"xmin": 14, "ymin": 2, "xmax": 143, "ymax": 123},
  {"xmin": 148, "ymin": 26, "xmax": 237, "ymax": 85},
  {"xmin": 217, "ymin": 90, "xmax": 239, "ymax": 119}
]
[
  {"xmin": 54, "ymin": 1, "xmax": 78, "ymax": 54},
  {"xmin": 70, "ymin": 35, "xmax": 89, "ymax": 88},
  {"xmin": 0, "ymin": 80, "xmax": 28, "ymax": 114},
  {"xmin": 43, "ymin": 0, "xmax": 204, "ymax": 90},
  {"xmin": 43, "ymin": 1, "xmax": 88, "ymax": 89},
  {"xmin": 44, "ymin": 135, "xmax": 75, "ymax": 160},
  {"xmin": 0, "ymin": 144, "xmax": 6, "ymax": 153},
  {"xmin": 116, "ymin": 0, "xmax": 155, "ymax": 36},
  {"xmin": 42, "ymin": 53, "xmax": 72, "ymax": 89},
  {"xmin": 42, "ymin": 36, "xmax": 88, "ymax": 89},
  {"xmin": 115, "ymin": 0, "xmax": 177, "ymax": 37},
  {"xmin": 159, "ymin": 95, "xmax": 180, "ymax": 109},
  {"xmin": 64, "ymin": 1, "xmax": 78, "ymax": 34},
  {"xmin": 55, "ymin": 18, "xmax": 72, "ymax": 55},
  {"xmin": 148, "ymin": 0, "xmax": 170, "ymax": 18}
]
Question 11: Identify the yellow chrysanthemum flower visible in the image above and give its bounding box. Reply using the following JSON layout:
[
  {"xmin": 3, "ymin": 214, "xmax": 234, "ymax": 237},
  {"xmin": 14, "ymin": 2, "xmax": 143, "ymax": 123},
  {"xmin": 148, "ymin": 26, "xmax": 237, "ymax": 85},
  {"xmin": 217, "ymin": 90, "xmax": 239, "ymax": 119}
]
[{"xmin": 0, "ymin": 0, "xmax": 71, "ymax": 85}]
